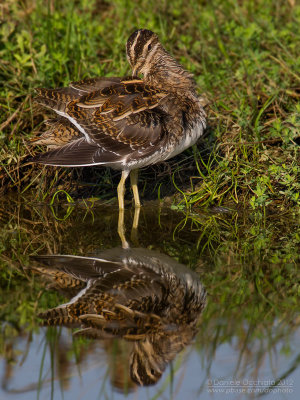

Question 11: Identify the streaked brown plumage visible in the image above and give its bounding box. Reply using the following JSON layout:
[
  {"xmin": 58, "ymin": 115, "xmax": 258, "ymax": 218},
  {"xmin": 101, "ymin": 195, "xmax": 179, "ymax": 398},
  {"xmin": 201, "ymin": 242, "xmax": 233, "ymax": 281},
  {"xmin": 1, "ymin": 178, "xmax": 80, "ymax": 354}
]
[
  {"xmin": 30, "ymin": 247, "xmax": 206, "ymax": 386},
  {"xmin": 30, "ymin": 117, "xmax": 81, "ymax": 149},
  {"xmin": 31, "ymin": 29, "xmax": 206, "ymax": 208}
]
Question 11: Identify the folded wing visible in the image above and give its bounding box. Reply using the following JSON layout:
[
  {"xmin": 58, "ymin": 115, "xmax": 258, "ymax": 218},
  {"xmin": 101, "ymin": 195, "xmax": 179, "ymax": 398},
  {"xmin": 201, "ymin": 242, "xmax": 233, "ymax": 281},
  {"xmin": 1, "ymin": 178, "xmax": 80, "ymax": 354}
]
[{"xmin": 32, "ymin": 78, "xmax": 169, "ymax": 167}]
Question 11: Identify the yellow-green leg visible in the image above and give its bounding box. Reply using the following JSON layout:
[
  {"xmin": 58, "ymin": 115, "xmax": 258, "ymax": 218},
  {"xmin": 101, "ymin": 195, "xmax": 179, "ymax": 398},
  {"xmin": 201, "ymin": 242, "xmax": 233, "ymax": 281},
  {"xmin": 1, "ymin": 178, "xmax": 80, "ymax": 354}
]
[
  {"xmin": 130, "ymin": 169, "xmax": 141, "ymax": 209},
  {"xmin": 117, "ymin": 170, "xmax": 129, "ymax": 248},
  {"xmin": 117, "ymin": 170, "xmax": 129, "ymax": 210}
]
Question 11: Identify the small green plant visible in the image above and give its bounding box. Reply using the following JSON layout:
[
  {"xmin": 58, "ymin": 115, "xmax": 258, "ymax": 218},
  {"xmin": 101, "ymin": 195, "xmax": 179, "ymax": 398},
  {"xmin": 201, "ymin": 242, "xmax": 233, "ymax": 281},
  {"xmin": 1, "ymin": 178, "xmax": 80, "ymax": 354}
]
[{"xmin": 0, "ymin": 0, "xmax": 299, "ymax": 212}]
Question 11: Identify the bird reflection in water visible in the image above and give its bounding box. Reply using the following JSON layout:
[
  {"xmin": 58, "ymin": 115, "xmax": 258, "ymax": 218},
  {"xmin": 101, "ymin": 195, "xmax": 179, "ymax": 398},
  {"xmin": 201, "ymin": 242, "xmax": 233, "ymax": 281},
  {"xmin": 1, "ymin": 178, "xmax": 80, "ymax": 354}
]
[{"xmin": 30, "ymin": 211, "xmax": 206, "ymax": 388}]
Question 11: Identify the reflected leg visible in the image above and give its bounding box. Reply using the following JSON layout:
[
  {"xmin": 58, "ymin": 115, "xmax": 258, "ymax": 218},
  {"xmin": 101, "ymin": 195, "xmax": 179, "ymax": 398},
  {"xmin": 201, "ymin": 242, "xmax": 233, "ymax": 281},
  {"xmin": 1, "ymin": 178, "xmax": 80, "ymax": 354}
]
[
  {"xmin": 131, "ymin": 206, "xmax": 140, "ymax": 246},
  {"xmin": 118, "ymin": 208, "xmax": 129, "ymax": 249}
]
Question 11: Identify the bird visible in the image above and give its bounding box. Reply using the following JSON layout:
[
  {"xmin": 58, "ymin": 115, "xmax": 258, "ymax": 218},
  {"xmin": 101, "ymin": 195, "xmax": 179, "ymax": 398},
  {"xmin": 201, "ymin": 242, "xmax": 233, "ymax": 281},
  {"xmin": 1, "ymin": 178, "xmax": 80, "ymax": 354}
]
[
  {"xmin": 31, "ymin": 29, "xmax": 207, "ymax": 209},
  {"xmin": 30, "ymin": 247, "xmax": 207, "ymax": 386}
]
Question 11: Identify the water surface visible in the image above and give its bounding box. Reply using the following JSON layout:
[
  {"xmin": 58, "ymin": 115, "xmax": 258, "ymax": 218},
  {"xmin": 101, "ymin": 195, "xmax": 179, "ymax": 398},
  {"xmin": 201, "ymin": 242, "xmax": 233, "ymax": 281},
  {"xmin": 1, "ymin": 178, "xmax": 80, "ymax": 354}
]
[{"xmin": 0, "ymin": 197, "xmax": 299, "ymax": 399}]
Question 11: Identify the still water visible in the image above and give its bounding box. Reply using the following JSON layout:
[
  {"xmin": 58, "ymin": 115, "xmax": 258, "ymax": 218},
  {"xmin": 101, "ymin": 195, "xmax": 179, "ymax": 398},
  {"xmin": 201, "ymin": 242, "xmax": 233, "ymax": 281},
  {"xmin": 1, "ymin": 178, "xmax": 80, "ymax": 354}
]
[{"xmin": 0, "ymin": 198, "xmax": 299, "ymax": 399}]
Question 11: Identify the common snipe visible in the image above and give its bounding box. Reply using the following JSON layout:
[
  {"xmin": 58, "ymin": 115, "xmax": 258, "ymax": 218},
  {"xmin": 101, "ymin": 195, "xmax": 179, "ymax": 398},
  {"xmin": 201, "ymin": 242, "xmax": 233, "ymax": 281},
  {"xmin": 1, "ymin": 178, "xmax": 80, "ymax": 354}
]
[
  {"xmin": 31, "ymin": 247, "xmax": 206, "ymax": 386},
  {"xmin": 31, "ymin": 29, "xmax": 206, "ymax": 209}
]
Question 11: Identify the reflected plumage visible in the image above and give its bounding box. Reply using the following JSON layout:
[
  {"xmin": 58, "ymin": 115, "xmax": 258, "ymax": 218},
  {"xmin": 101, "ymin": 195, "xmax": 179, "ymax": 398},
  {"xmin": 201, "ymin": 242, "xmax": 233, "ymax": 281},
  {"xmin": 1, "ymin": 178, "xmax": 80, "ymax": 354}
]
[
  {"xmin": 30, "ymin": 247, "xmax": 206, "ymax": 386},
  {"xmin": 30, "ymin": 29, "xmax": 206, "ymax": 209}
]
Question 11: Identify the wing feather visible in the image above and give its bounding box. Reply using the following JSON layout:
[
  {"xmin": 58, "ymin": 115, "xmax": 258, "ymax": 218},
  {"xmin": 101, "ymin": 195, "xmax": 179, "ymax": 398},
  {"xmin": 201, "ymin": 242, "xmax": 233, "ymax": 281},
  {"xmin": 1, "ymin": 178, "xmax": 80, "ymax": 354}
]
[
  {"xmin": 33, "ymin": 77, "xmax": 170, "ymax": 167},
  {"xmin": 30, "ymin": 137, "xmax": 122, "ymax": 166},
  {"xmin": 30, "ymin": 117, "xmax": 82, "ymax": 148}
]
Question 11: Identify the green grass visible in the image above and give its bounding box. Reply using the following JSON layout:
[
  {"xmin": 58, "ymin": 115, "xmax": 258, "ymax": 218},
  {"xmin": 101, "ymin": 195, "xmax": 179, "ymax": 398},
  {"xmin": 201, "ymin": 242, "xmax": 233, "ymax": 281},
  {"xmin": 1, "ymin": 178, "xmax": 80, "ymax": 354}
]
[
  {"xmin": 1, "ymin": 4, "xmax": 299, "ymax": 393},
  {"xmin": 0, "ymin": 0, "xmax": 299, "ymax": 211},
  {"xmin": 0, "ymin": 200, "xmax": 299, "ymax": 395}
]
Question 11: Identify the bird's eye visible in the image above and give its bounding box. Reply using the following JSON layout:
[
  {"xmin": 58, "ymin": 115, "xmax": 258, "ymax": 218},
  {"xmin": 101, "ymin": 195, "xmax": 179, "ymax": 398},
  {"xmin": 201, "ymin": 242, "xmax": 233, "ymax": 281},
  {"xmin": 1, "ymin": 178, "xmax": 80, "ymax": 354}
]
[{"xmin": 147, "ymin": 44, "xmax": 152, "ymax": 51}]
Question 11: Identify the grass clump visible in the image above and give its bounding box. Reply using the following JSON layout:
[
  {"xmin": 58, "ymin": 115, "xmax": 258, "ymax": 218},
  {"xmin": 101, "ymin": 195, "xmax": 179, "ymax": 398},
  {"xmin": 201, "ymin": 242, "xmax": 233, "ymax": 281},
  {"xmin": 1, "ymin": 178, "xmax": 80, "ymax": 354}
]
[{"xmin": 0, "ymin": 0, "xmax": 299, "ymax": 211}]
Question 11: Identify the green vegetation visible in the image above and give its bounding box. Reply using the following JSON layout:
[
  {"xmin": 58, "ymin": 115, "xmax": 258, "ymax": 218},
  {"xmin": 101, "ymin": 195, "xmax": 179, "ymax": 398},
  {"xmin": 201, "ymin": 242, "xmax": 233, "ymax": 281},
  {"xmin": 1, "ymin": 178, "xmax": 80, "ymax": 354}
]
[
  {"xmin": 0, "ymin": 201, "xmax": 299, "ymax": 396},
  {"xmin": 1, "ymin": 2, "xmax": 299, "ymax": 396},
  {"xmin": 0, "ymin": 0, "xmax": 299, "ymax": 211},
  {"xmin": 1, "ymin": 199, "xmax": 298, "ymax": 330}
]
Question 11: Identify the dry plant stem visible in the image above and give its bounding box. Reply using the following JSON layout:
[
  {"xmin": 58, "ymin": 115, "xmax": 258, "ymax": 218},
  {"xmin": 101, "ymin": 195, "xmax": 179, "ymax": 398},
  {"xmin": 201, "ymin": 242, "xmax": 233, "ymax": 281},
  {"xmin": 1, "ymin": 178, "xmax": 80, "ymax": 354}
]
[{"xmin": 0, "ymin": 95, "xmax": 29, "ymax": 132}]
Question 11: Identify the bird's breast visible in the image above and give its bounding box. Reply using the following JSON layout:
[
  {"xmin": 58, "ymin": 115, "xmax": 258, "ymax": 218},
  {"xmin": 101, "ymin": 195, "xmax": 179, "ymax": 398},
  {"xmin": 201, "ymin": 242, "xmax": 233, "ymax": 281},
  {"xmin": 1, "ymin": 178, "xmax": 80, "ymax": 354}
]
[{"xmin": 163, "ymin": 116, "xmax": 206, "ymax": 161}]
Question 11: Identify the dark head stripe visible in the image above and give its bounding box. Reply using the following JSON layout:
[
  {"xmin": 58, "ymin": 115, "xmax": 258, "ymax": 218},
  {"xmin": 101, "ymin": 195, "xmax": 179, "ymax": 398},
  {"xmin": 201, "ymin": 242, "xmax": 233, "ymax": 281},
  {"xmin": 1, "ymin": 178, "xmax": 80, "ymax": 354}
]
[{"xmin": 126, "ymin": 29, "xmax": 159, "ymax": 67}]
